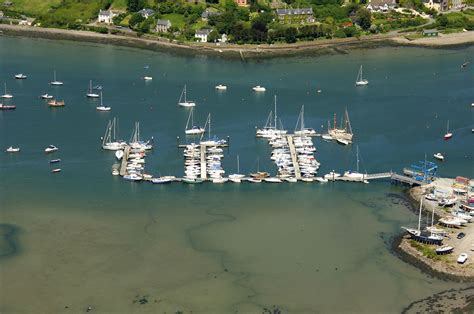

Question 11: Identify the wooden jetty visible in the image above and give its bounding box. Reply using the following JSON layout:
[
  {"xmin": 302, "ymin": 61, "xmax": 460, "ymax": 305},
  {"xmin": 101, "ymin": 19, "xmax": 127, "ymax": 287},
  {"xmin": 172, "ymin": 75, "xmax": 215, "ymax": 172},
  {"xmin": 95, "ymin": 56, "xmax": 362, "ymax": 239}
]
[
  {"xmin": 286, "ymin": 135, "xmax": 302, "ymax": 180},
  {"xmin": 200, "ymin": 144, "xmax": 207, "ymax": 179},
  {"xmin": 119, "ymin": 146, "xmax": 130, "ymax": 176}
]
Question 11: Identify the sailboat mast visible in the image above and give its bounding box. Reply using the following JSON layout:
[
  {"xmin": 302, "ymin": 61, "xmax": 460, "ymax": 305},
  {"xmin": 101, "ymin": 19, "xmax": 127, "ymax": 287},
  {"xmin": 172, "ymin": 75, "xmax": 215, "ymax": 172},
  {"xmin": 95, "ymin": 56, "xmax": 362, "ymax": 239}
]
[
  {"xmin": 274, "ymin": 95, "xmax": 277, "ymax": 130},
  {"xmin": 184, "ymin": 85, "xmax": 187, "ymax": 102},
  {"xmin": 100, "ymin": 91, "xmax": 103, "ymax": 106},
  {"xmin": 333, "ymin": 113, "xmax": 337, "ymax": 130},
  {"xmin": 301, "ymin": 105, "xmax": 305, "ymax": 131},
  {"xmin": 447, "ymin": 120, "xmax": 449, "ymax": 133},
  {"xmin": 356, "ymin": 146, "xmax": 360, "ymax": 173},
  {"xmin": 237, "ymin": 155, "xmax": 240, "ymax": 173},
  {"xmin": 418, "ymin": 198, "xmax": 423, "ymax": 232}
]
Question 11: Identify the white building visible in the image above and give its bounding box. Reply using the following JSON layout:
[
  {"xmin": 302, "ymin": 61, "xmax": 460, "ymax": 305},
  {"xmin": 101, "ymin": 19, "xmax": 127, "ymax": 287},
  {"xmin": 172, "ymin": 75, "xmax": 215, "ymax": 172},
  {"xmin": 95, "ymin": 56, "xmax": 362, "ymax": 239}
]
[
  {"xmin": 156, "ymin": 19, "xmax": 171, "ymax": 33},
  {"xmin": 195, "ymin": 29, "xmax": 212, "ymax": 43},
  {"xmin": 98, "ymin": 10, "xmax": 115, "ymax": 24}
]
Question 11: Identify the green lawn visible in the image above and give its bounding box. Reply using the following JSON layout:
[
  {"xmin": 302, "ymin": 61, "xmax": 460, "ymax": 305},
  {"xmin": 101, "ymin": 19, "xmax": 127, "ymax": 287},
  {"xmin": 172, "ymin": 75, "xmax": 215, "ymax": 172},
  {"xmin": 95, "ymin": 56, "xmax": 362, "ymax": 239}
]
[
  {"xmin": 111, "ymin": 0, "xmax": 127, "ymax": 10},
  {"xmin": 7, "ymin": 0, "xmax": 62, "ymax": 16},
  {"xmin": 161, "ymin": 13, "xmax": 186, "ymax": 29}
]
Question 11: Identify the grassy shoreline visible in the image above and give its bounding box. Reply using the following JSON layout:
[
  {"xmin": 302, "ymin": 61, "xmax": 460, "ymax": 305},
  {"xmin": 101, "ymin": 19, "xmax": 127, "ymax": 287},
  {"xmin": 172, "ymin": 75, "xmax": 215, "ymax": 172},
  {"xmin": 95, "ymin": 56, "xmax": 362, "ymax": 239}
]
[{"xmin": 1, "ymin": 24, "xmax": 473, "ymax": 60}]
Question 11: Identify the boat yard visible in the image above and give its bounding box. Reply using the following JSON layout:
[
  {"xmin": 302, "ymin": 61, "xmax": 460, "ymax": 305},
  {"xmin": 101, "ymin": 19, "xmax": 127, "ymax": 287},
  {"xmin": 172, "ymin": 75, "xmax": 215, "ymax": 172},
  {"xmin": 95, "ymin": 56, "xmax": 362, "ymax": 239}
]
[{"xmin": 399, "ymin": 177, "xmax": 474, "ymax": 278}]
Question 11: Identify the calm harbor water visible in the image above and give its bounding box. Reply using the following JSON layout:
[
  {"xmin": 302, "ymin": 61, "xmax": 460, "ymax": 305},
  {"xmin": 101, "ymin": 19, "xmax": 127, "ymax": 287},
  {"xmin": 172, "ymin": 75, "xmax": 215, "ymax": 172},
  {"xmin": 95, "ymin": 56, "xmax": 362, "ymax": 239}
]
[{"xmin": 0, "ymin": 36, "xmax": 473, "ymax": 313}]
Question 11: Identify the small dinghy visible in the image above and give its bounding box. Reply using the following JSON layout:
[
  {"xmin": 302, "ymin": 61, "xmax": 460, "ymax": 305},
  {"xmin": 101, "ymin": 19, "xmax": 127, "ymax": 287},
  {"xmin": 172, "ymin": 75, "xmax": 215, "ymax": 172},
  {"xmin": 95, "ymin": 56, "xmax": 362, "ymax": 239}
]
[
  {"xmin": 49, "ymin": 159, "xmax": 61, "ymax": 163},
  {"xmin": 51, "ymin": 168, "xmax": 62, "ymax": 173}
]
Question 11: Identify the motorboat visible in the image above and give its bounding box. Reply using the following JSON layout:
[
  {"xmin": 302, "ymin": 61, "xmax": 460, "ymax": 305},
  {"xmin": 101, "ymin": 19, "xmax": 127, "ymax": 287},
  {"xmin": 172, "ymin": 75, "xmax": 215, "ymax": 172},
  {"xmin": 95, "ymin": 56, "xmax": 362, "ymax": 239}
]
[
  {"xmin": 50, "ymin": 70, "xmax": 63, "ymax": 86},
  {"xmin": 143, "ymin": 76, "xmax": 153, "ymax": 81},
  {"xmin": 151, "ymin": 177, "xmax": 174, "ymax": 184},
  {"xmin": 324, "ymin": 171, "xmax": 341, "ymax": 180},
  {"xmin": 44, "ymin": 145, "xmax": 58, "ymax": 153},
  {"xmin": 0, "ymin": 104, "xmax": 16, "ymax": 110},
  {"xmin": 252, "ymin": 85, "xmax": 266, "ymax": 92},
  {"xmin": 123, "ymin": 173, "xmax": 143, "ymax": 181},
  {"xmin": 246, "ymin": 177, "xmax": 262, "ymax": 183},
  {"xmin": 215, "ymin": 84, "xmax": 227, "ymax": 90},
  {"xmin": 51, "ymin": 168, "xmax": 62, "ymax": 173},
  {"xmin": 1, "ymin": 83, "xmax": 13, "ymax": 98},
  {"xmin": 229, "ymin": 177, "xmax": 242, "ymax": 183},
  {"xmin": 49, "ymin": 159, "xmax": 61, "ymax": 163},
  {"xmin": 15, "ymin": 73, "xmax": 27, "ymax": 79},
  {"xmin": 212, "ymin": 178, "xmax": 228, "ymax": 184},
  {"xmin": 41, "ymin": 93, "xmax": 54, "ymax": 99},
  {"xmin": 337, "ymin": 138, "xmax": 349, "ymax": 146},
  {"xmin": 322, "ymin": 134, "xmax": 333, "ymax": 141},
  {"xmin": 178, "ymin": 85, "xmax": 196, "ymax": 107},
  {"xmin": 86, "ymin": 80, "xmax": 99, "ymax": 98},
  {"xmin": 183, "ymin": 177, "xmax": 204, "ymax": 184},
  {"xmin": 315, "ymin": 177, "xmax": 328, "ymax": 183},
  {"xmin": 284, "ymin": 177, "xmax": 297, "ymax": 183},
  {"xmin": 264, "ymin": 177, "xmax": 282, "ymax": 183},
  {"xmin": 433, "ymin": 153, "xmax": 444, "ymax": 161},
  {"xmin": 115, "ymin": 150, "xmax": 124, "ymax": 160},
  {"xmin": 112, "ymin": 168, "xmax": 119, "ymax": 176},
  {"xmin": 47, "ymin": 99, "xmax": 65, "ymax": 107},
  {"xmin": 97, "ymin": 106, "xmax": 111, "ymax": 111},
  {"xmin": 424, "ymin": 193, "xmax": 437, "ymax": 201},
  {"xmin": 301, "ymin": 177, "xmax": 314, "ymax": 182},
  {"xmin": 436, "ymin": 246, "xmax": 453, "ymax": 255},
  {"xmin": 457, "ymin": 253, "xmax": 468, "ymax": 264},
  {"xmin": 6, "ymin": 146, "xmax": 20, "ymax": 153}
]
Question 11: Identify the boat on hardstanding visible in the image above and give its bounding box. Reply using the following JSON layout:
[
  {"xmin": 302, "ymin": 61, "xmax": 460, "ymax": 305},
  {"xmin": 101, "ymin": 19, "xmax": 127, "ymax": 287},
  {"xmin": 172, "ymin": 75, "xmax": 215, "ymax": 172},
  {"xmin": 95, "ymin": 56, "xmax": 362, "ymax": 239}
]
[
  {"xmin": 185, "ymin": 108, "xmax": 205, "ymax": 135},
  {"xmin": 436, "ymin": 246, "xmax": 454, "ymax": 255},
  {"xmin": 96, "ymin": 92, "xmax": 111, "ymax": 111},
  {"xmin": 15, "ymin": 73, "xmax": 27, "ymax": 79},
  {"xmin": 178, "ymin": 84, "xmax": 196, "ymax": 107},
  {"xmin": 50, "ymin": 70, "xmax": 63, "ymax": 86},
  {"xmin": 86, "ymin": 80, "xmax": 100, "ymax": 98},
  {"xmin": 6, "ymin": 146, "xmax": 20, "ymax": 153},
  {"xmin": 102, "ymin": 118, "xmax": 126, "ymax": 150},
  {"xmin": 1, "ymin": 83, "xmax": 13, "ymax": 99},
  {"xmin": 444, "ymin": 120, "xmax": 453, "ymax": 140},
  {"xmin": 45, "ymin": 145, "xmax": 58, "ymax": 153},
  {"xmin": 0, "ymin": 104, "xmax": 16, "ymax": 110},
  {"xmin": 355, "ymin": 65, "xmax": 368, "ymax": 86},
  {"xmin": 401, "ymin": 198, "xmax": 443, "ymax": 245}
]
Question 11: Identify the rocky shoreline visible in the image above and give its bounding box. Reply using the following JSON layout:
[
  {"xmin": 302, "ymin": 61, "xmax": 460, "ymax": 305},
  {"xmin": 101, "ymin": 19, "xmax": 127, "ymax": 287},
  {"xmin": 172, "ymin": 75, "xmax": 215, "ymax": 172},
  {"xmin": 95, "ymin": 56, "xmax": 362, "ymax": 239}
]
[{"xmin": 1, "ymin": 24, "xmax": 473, "ymax": 60}]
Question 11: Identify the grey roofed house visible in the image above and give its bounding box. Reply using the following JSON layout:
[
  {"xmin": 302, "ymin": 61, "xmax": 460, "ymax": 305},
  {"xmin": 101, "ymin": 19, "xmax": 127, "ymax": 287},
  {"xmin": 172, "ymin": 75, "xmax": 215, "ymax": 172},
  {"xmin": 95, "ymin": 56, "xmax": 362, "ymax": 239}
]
[
  {"xmin": 276, "ymin": 8, "xmax": 313, "ymax": 16},
  {"xmin": 201, "ymin": 9, "xmax": 221, "ymax": 20},
  {"xmin": 156, "ymin": 19, "xmax": 172, "ymax": 32},
  {"xmin": 138, "ymin": 8, "xmax": 155, "ymax": 18},
  {"xmin": 369, "ymin": 0, "xmax": 396, "ymax": 7},
  {"xmin": 195, "ymin": 28, "xmax": 212, "ymax": 36},
  {"xmin": 99, "ymin": 10, "xmax": 113, "ymax": 17}
]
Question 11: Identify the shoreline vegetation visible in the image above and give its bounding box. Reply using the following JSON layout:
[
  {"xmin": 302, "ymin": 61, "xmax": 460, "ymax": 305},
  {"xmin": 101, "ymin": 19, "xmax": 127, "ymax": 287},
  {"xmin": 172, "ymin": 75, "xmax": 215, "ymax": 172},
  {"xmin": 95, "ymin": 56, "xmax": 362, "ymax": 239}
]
[{"xmin": 1, "ymin": 24, "xmax": 473, "ymax": 60}]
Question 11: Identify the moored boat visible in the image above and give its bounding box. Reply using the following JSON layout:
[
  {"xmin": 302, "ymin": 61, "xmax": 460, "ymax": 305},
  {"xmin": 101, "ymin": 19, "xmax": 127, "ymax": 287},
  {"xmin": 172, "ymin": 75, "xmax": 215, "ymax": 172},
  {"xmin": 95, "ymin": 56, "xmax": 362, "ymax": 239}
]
[
  {"xmin": 51, "ymin": 168, "xmax": 61, "ymax": 173},
  {"xmin": 252, "ymin": 85, "xmax": 266, "ymax": 92},
  {"xmin": 178, "ymin": 85, "xmax": 196, "ymax": 107},
  {"xmin": 49, "ymin": 158, "xmax": 61, "ymax": 163},
  {"xmin": 6, "ymin": 146, "xmax": 20, "ymax": 153},
  {"xmin": 0, "ymin": 104, "xmax": 16, "ymax": 110},
  {"xmin": 215, "ymin": 84, "xmax": 227, "ymax": 90},
  {"xmin": 50, "ymin": 70, "xmax": 63, "ymax": 86},
  {"xmin": 15, "ymin": 73, "xmax": 27, "ymax": 79},
  {"xmin": 433, "ymin": 152, "xmax": 444, "ymax": 161},
  {"xmin": 355, "ymin": 65, "xmax": 369, "ymax": 86},
  {"xmin": 44, "ymin": 145, "xmax": 58, "ymax": 153}
]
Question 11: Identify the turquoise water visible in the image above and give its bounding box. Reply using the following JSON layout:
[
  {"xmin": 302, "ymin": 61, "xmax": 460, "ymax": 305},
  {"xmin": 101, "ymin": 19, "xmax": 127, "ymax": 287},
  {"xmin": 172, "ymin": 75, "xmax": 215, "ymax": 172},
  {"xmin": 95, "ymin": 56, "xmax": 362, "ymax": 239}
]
[{"xmin": 0, "ymin": 36, "xmax": 473, "ymax": 313}]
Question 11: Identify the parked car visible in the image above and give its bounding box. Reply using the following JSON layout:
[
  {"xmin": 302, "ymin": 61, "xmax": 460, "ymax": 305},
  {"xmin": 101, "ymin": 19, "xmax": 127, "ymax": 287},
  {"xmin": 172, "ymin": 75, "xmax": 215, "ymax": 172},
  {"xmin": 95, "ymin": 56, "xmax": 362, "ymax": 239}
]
[
  {"xmin": 457, "ymin": 232, "xmax": 466, "ymax": 239},
  {"xmin": 457, "ymin": 253, "xmax": 468, "ymax": 264}
]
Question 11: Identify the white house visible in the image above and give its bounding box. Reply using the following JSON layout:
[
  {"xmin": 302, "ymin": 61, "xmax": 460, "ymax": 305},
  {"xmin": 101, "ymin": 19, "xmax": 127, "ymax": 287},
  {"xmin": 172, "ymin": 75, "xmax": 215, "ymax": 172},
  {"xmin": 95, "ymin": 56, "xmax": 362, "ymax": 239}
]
[
  {"xmin": 195, "ymin": 29, "xmax": 212, "ymax": 43},
  {"xmin": 98, "ymin": 10, "xmax": 115, "ymax": 24},
  {"xmin": 156, "ymin": 19, "xmax": 171, "ymax": 33},
  {"xmin": 138, "ymin": 8, "xmax": 155, "ymax": 19}
]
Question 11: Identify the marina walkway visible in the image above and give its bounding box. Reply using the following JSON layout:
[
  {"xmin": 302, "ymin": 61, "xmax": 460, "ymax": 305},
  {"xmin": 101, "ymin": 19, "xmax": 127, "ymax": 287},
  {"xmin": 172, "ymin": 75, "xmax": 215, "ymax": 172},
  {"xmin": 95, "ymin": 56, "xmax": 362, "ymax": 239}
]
[
  {"xmin": 286, "ymin": 135, "xmax": 301, "ymax": 180},
  {"xmin": 119, "ymin": 146, "xmax": 130, "ymax": 176},
  {"xmin": 200, "ymin": 145, "xmax": 206, "ymax": 179}
]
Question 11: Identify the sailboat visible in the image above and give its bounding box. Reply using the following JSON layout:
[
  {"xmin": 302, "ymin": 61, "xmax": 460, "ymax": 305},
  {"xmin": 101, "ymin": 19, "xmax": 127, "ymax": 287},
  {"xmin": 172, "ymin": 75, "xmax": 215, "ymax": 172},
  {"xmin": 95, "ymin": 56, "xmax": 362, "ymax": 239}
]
[
  {"xmin": 355, "ymin": 65, "xmax": 368, "ymax": 86},
  {"xmin": 96, "ymin": 92, "xmax": 111, "ymax": 111},
  {"xmin": 185, "ymin": 108, "xmax": 205, "ymax": 135},
  {"xmin": 86, "ymin": 80, "xmax": 100, "ymax": 98},
  {"xmin": 401, "ymin": 198, "xmax": 443, "ymax": 245},
  {"xmin": 256, "ymin": 95, "xmax": 287, "ymax": 138},
  {"xmin": 444, "ymin": 120, "xmax": 453, "ymax": 140},
  {"xmin": 129, "ymin": 122, "xmax": 153, "ymax": 150},
  {"xmin": 50, "ymin": 70, "xmax": 63, "ymax": 86},
  {"xmin": 343, "ymin": 146, "xmax": 367, "ymax": 182},
  {"xmin": 178, "ymin": 85, "xmax": 196, "ymax": 107},
  {"xmin": 1, "ymin": 83, "xmax": 13, "ymax": 99},
  {"xmin": 229, "ymin": 155, "xmax": 245, "ymax": 183},
  {"xmin": 102, "ymin": 118, "xmax": 126, "ymax": 150},
  {"xmin": 199, "ymin": 114, "xmax": 226, "ymax": 146},
  {"xmin": 328, "ymin": 109, "xmax": 353, "ymax": 144},
  {"xmin": 294, "ymin": 105, "xmax": 316, "ymax": 136}
]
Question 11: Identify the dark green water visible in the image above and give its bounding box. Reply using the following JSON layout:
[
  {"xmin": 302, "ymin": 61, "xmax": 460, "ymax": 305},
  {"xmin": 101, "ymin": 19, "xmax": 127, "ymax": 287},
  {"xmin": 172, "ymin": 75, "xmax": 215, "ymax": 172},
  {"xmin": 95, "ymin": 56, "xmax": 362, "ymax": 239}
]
[{"xmin": 0, "ymin": 36, "xmax": 473, "ymax": 313}]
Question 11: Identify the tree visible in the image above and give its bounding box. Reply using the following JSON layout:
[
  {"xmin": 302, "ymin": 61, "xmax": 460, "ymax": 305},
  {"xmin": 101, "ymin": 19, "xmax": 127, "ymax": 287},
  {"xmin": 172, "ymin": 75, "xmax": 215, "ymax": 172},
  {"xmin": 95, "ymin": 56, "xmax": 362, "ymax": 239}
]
[
  {"xmin": 208, "ymin": 30, "xmax": 219, "ymax": 42},
  {"xmin": 127, "ymin": 0, "xmax": 145, "ymax": 12},
  {"xmin": 356, "ymin": 8, "xmax": 371, "ymax": 30},
  {"xmin": 437, "ymin": 14, "xmax": 448, "ymax": 27},
  {"xmin": 129, "ymin": 13, "xmax": 145, "ymax": 28},
  {"xmin": 284, "ymin": 27, "xmax": 297, "ymax": 43}
]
